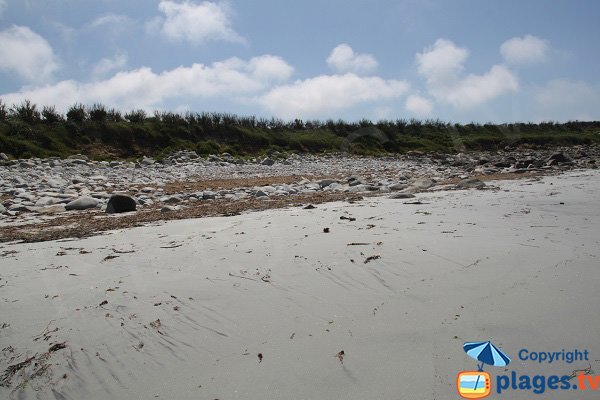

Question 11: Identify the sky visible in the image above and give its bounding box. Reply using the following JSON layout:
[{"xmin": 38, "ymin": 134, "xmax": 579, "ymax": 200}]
[{"xmin": 0, "ymin": 0, "xmax": 598, "ymax": 123}]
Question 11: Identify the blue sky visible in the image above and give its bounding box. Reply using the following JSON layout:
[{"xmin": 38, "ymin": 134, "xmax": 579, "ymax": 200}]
[{"xmin": 0, "ymin": 0, "xmax": 598, "ymax": 123}]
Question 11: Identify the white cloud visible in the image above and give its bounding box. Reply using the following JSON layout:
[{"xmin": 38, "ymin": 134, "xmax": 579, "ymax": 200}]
[
  {"xmin": 157, "ymin": 0, "xmax": 244, "ymax": 44},
  {"xmin": 416, "ymin": 38, "xmax": 518, "ymax": 109},
  {"xmin": 246, "ymin": 55, "xmax": 294, "ymax": 82},
  {"xmin": 258, "ymin": 74, "xmax": 409, "ymax": 119},
  {"xmin": 416, "ymin": 39, "xmax": 468, "ymax": 84},
  {"xmin": 0, "ymin": 26, "xmax": 59, "ymax": 83},
  {"xmin": 92, "ymin": 51, "xmax": 128, "ymax": 78},
  {"xmin": 327, "ymin": 44, "xmax": 378, "ymax": 74},
  {"xmin": 0, "ymin": 0, "xmax": 7, "ymax": 16},
  {"xmin": 442, "ymin": 65, "xmax": 518, "ymax": 109},
  {"xmin": 501, "ymin": 35, "xmax": 548, "ymax": 65},
  {"xmin": 90, "ymin": 14, "xmax": 131, "ymax": 28},
  {"xmin": 405, "ymin": 94, "xmax": 433, "ymax": 117},
  {"xmin": 534, "ymin": 79, "xmax": 600, "ymax": 121},
  {"xmin": 0, "ymin": 55, "xmax": 292, "ymax": 111}
]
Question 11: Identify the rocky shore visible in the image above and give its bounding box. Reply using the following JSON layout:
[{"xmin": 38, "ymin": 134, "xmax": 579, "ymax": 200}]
[{"xmin": 1, "ymin": 145, "xmax": 598, "ymax": 242}]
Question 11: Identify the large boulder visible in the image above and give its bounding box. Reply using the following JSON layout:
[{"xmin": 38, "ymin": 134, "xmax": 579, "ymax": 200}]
[
  {"xmin": 65, "ymin": 197, "xmax": 99, "ymax": 211},
  {"xmin": 106, "ymin": 194, "xmax": 137, "ymax": 214}
]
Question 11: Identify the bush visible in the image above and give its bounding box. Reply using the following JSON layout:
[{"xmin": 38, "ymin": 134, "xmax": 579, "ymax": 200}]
[
  {"xmin": 89, "ymin": 104, "xmax": 108, "ymax": 122},
  {"xmin": 196, "ymin": 140, "xmax": 221, "ymax": 155},
  {"xmin": 11, "ymin": 100, "xmax": 40, "ymax": 123},
  {"xmin": 0, "ymin": 100, "xmax": 8, "ymax": 121},
  {"xmin": 125, "ymin": 109, "xmax": 146, "ymax": 123},
  {"xmin": 107, "ymin": 108, "xmax": 123, "ymax": 122},
  {"xmin": 42, "ymin": 106, "xmax": 63, "ymax": 123},
  {"xmin": 67, "ymin": 103, "xmax": 88, "ymax": 123}
]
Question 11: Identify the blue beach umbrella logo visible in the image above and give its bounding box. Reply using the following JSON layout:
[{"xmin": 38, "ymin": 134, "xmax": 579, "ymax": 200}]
[
  {"xmin": 463, "ymin": 341, "xmax": 511, "ymax": 371},
  {"xmin": 457, "ymin": 341, "xmax": 511, "ymax": 399}
]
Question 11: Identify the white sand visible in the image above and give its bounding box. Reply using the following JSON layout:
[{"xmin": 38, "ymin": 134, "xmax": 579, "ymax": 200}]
[{"xmin": 1, "ymin": 170, "xmax": 599, "ymax": 399}]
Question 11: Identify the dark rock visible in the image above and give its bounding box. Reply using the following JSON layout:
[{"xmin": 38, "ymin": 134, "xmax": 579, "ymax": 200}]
[
  {"xmin": 106, "ymin": 194, "xmax": 137, "ymax": 214},
  {"xmin": 547, "ymin": 152, "xmax": 572, "ymax": 164},
  {"xmin": 388, "ymin": 182, "xmax": 409, "ymax": 191},
  {"xmin": 390, "ymin": 193, "xmax": 416, "ymax": 199},
  {"xmin": 494, "ymin": 161, "xmax": 512, "ymax": 168},
  {"xmin": 261, "ymin": 158, "xmax": 275, "ymax": 166}
]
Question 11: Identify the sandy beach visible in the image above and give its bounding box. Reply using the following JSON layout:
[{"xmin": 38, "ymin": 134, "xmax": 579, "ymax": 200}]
[{"xmin": 1, "ymin": 169, "xmax": 599, "ymax": 399}]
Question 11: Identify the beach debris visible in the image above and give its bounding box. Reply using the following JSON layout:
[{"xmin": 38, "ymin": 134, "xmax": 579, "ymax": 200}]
[
  {"xmin": 364, "ymin": 255, "xmax": 381, "ymax": 264},
  {"xmin": 340, "ymin": 216, "xmax": 356, "ymax": 221},
  {"xmin": 303, "ymin": 204, "xmax": 316, "ymax": 209},
  {"xmin": 323, "ymin": 228, "xmax": 330, "ymax": 233},
  {"xmin": 0, "ymin": 355, "xmax": 36, "ymax": 387},
  {"xmin": 39, "ymin": 265, "xmax": 66, "ymax": 271},
  {"xmin": 102, "ymin": 254, "xmax": 119, "ymax": 261},
  {"xmin": 32, "ymin": 320, "xmax": 58, "ymax": 342},
  {"xmin": 133, "ymin": 342, "xmax": 144, "ymax": 351},
  {"xmin": 335, "ymin": 350, "xmax": 345, "ymax": 365},
  {"xmin": 99, "ymin": 300, "xmax": 108, "ymax": 307},
  {"xmin": 373, "ymin": 303, "xmax": 384, "ymax": 316},
  {"xmin": 112, "ymin": 248, "xmax": 135, "ymax": 254},
  {"xmin": 257, "ymin": 353, "xmax": 263, "ymax": 363},
  {"xmin": 48, "ymin": 342, "xmax": 66, "ymax": 352},
  {"xmin": 347, "ymin": 242, "xmax": 370, "ymax": 246},
  {"xmin": 160, "ymin": 243, "xmax": 183, "ymax": 249},
  {"xmin": 149, "ymin": 319, "xmax": 164, "ymax": 335},
  {"xmin": 229, "ymin": 272, "xmax": 258, "ymax": 281}
]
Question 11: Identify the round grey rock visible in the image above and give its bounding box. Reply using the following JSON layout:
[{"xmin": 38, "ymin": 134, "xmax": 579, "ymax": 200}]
[{"xmin": 65, "ymin": 197, "xmax": 99, "ymax": 211}]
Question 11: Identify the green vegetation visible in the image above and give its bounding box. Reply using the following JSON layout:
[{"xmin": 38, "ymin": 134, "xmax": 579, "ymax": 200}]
[{"xmin": 0, "ymin": 100, "xmax": 599, "ymax": 159}]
